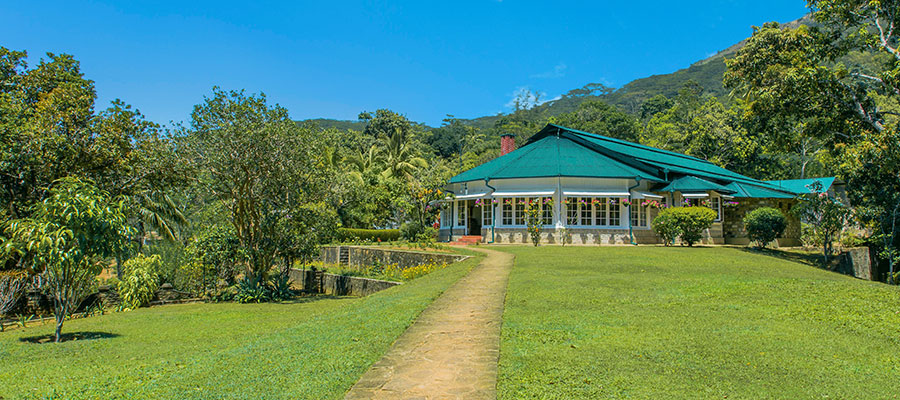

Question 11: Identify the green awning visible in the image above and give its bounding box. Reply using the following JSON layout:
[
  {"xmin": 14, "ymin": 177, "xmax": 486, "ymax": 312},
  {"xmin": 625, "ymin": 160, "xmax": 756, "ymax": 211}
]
[
  {"xmin": 764, "ymin": 177, "xmax": 836, "ymax": 194},
  {"xmin": 655, "ymin": 175, "xmax": 736, "ymax": 194},
  {"xmin": 725, "ymin": 182, "xmax": 796, "ymax": 199}
]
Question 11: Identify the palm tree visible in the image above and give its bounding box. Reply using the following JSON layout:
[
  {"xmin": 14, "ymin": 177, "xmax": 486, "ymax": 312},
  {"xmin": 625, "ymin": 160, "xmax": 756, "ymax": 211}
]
[
  {"xmin": 343, "ymin": 144, "xmax": 383, "ymax": 184},
  {"xmin": 115, "ymin": 190, "xmax": 187, "ymax": 277},
  {"xmin": 379, "ymin": 133, "xmax": 428, "ymax": 179},
  {"xmin": 132, "ymin": 190, "xmax": 187, "ymax": 246}
]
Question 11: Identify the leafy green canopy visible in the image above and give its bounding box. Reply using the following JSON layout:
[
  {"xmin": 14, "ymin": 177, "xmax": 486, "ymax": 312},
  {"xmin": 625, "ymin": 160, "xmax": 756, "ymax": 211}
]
[
  {"xmin": 187, "ymin": 88, "xmax": 333, "ymax": 280},
  {"xmin": 725, "ymin": 1, "xmax": 900, "ymax": 281},
  {"xmin": 4, "ymin": 177, "xmax": 131, "ymax": 341}
]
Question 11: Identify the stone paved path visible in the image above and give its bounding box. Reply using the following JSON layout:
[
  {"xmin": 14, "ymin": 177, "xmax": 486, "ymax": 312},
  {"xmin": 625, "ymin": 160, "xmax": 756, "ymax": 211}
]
[{"xmin": 345, "ymin": 247, "xmax": 514, "ymax": 400}]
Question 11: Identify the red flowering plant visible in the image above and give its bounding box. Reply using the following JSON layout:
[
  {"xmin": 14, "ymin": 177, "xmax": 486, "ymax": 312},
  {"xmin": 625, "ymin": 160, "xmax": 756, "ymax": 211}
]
[
  {"xmin": 621, "ymin": 199, "xmax": 632, "ymax": 207},
  {"xmin": 641, "ymin": 199, "xmax": 662, "ymax": 209}
]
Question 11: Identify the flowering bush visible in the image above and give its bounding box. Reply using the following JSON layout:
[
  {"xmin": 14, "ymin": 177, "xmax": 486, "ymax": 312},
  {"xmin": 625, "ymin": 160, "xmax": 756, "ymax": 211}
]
[
  {"xmin": 382, "ymin": 262, "xmax": 449, "ymax": 281},
  {"xmin": 525, "ymin": 199, "xmax": 544, "ymax": 246},
  {"xmin": 641, "ymin": 200, "xmax": 663, "ymax": 209}
]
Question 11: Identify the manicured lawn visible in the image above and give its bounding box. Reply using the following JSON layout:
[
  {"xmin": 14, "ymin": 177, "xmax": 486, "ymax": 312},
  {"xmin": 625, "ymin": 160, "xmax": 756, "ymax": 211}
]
[
  {"xmin": 497, "ymin": 246, "xmax": 900, "ymax": 399},
  {"xmin": 0, "ymin": 251, "xmax": 482, "ymax": 399}
]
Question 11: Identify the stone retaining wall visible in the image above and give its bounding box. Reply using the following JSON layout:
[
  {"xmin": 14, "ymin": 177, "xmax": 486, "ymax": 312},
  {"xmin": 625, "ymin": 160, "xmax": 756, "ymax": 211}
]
[
  {"xmin": 289, "ymin": 269, "xmax": 400, "ymax": 296},
  {"xmin": 321, "ymin": 246, "xmax": 468, "ymax": 269}
]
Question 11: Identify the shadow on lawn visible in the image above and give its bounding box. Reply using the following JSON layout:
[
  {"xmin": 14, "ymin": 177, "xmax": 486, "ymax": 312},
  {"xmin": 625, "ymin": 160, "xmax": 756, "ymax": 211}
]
[
  {"xmin": 274, "ymin": 294, "xmax": 353, "ymax": 305},
  {"xmin": 737, "ymin": 247, "xmax": 825, "ymax": 267},
  {"xmin": 19, "ymin": 331, "xmax": 120, "ymax": 344}
]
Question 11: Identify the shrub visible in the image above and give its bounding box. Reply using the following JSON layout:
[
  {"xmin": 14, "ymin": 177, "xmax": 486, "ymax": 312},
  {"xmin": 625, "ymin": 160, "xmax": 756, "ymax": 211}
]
[
  {"xmin": 652, "ymin": 210, "xmax": 681, "ymax": 246},
  {"xmin": 336, "ymin": 228, "xmax": 401, "ymax": 243},
  {"xmin": 234, "ymin": 274, "xmax": 295, "ymax": 303},
  {"xmin": 382, "ymin": 262, "xmax": 449, "ymax": 281},
  {"xmin": 654, "ymin": 207, "xmax": 717, "ymax": 246},
  {"xmin": 400, "ymin": 221, "xmax": 426, "ymax": 241},
  {"xmin": 118, "ymin": 254, "xmax": 161, "ymax": 310},
  {"xmin": 676, "ymin": 207, "xmax": 717, "ymax": 246},
  {"xmin": 743, "ymin": 207, "xmax": 787, "ymax": 248}
]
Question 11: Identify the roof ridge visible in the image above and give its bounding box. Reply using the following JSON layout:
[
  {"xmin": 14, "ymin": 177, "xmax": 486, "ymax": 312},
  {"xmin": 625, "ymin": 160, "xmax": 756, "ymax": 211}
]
[{"xmin": 549, "ymin": 123, "xmax": 719, "ymax": 167}]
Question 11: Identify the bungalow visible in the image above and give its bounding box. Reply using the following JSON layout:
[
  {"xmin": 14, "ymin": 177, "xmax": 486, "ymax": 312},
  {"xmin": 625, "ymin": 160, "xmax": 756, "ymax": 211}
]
[{"xmin": 439, "ymin": 124, "xmax": 838, "ymax": 246}]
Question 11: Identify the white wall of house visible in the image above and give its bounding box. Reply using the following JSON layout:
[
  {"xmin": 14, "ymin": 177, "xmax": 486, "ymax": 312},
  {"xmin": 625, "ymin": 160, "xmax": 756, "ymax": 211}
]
[{"xmin": 440, "ymin": 177, "xmax": 667, "ymax": 240}]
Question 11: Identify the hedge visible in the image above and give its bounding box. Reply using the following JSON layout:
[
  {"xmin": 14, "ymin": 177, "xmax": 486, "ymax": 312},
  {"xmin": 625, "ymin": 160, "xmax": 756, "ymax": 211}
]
[{"xmin": 336, "ymin": 228, "xmax": 401, "ymax": 242}]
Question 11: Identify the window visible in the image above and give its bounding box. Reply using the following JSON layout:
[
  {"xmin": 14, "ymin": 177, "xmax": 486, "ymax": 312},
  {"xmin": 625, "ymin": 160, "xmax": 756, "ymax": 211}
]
[
  {"xmin": 441, "ymin": 209, "xmax": 449, "ymax": 227},
  {"xmin": 514, "ymin": 197, "xmax": 526, "ymax": 225},
  {"xmin": 609, "ymin": 200, "xmax": 621, "ymax": 226},
  {"xmin": 579, "ymin": 197, "xmax": 592, "ymax": 226},
  {"xmin": 483, "ymin": 200, "xmax": 494, "ymax": 226},
  {"xmin": 502, "ymin": 198, "xmax": 514, "ymax": 225},
  {"xmin": 456, "ymin": 201, "xmax": 467, "ymax": 226},
  {"xmin": 566, "ymin": 198, "xmax": 578, "ymax": 225},
  {"xmin": 660, "ymin": 196, "xmax": 667, "ymax": 208},
  {"xmin": 541, "ymin": 197, "xmax": 553, "ymax": 225},
  {"xmin": 711, "ymin": 197, "xmax": 721, "ymax": 221},
  {"xmin": 631, "ymin": 203, "xmax": 648, "ymax": 227},
  {"xmin": 594, "ymin": 197, "xmax": 608, "ymax": 226}
]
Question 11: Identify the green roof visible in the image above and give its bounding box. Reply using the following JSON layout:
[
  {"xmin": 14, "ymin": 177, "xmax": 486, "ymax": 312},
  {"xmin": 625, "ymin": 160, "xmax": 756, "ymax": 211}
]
[
  {"xmin": 448, "ymin": 124, "xmax": 828, "ymax": 199},
  {"xmin": 764, "ymin": 177, "xmax": 836, "ymax": 194},
  {"xmin": 724, "ymin": 182, "xmax": 796, "ymax": 199},
  {"xmin": 449, "ymin": 134, "xmax": 660, "ymax": 183},
  {"xmin": 534, "ymin": 124, "xmax": 772, "ymax": 187},
  {"xmin": 656, "ymin": 175, "xmax": 736, "ymax": 194}
]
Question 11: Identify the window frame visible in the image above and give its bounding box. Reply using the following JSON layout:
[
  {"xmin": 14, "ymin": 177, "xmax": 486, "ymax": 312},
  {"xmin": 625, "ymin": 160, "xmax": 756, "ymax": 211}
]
[
  {"xmin": 456, "ymin": 200, "xmax": 467, "ymax": 227},
  {"xmin": 501, "ymin": 198, "xmax": 514, "ymax": 226},
  {"xmin": 483, "ymin": 200, "xmax": 494, "ymax": 227}
]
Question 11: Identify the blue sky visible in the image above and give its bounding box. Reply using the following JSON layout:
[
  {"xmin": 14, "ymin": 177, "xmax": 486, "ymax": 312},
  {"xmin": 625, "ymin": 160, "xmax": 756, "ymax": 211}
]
[{"xmin": 1, "ymin": 1, "xmax": 809, "ymax": 126}]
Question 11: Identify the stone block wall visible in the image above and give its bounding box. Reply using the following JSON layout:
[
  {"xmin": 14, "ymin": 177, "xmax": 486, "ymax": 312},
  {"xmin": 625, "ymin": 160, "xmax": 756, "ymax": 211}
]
[
  {"xmin": 320, "ymin": 246, "xmax": 468, "ymax": 270},
  {"xmin": 723, "ymin": 199, "xmax": 801, "ymax": 247},
  {"xmin": 289, "ymin": 269, "xmax": 400, "ymax": 296}
]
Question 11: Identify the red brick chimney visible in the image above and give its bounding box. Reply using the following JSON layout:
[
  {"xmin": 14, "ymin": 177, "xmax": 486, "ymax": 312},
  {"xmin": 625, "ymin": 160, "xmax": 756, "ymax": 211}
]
[{"xmin": 500, "ymin": 134, "xmax": 516, "ymax": 156}]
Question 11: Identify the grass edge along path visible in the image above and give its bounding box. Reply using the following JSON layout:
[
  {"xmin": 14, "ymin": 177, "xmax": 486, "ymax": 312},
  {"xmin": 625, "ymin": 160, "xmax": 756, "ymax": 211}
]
[
  {"xmin": 0, "ymin": 249, "xmax": 483, "ymax": 400},
  {"xmin": 345, "ymin": 247, "xmax": 514, "ymax": 399},
  {"xmin": 497, "ymin": 246, "xmax": 900, "ymax": 399}
]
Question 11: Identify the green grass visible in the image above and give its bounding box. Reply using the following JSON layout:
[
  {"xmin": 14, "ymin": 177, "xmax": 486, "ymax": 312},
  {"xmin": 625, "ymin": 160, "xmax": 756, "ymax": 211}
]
[
  {"xmin": 497, "ymin": 246, "xmax": 900, "ymax": 399},
  {"xmin": 0, "ymin": 251, "xmax": 482, "ymax": 400}
]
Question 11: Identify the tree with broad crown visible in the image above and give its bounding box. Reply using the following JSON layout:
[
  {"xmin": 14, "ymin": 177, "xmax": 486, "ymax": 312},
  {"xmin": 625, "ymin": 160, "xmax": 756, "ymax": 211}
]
[{"xmin": 3, "ymin": 177, "xmax": 131, "ymax": 342}]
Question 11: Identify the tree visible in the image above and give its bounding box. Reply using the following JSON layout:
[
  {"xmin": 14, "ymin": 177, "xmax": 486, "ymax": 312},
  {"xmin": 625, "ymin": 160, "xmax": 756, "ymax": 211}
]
[
  {"xmin": 4, "ymin": 178, "xmax": 131, "ymax": 342},
  {"xmin": 0, "ymin": 48, "xmax": 190, "ymax": 281},
  {"xmin": 426, "ymin": 115, "xmax": 484, "ymax": 160},
  {"xmin": 724, "ymin": 1, "xmax": 900, "ymax": 279},
  {"xmin": 792, "ymin": 181, "xmax": 852, "ymax": 262},
  {"xmin": 187, "ymin": 88, "xmax": 327, "ymax": 283},
  {"xmin": 640, "ymin": 94, "xmax": 674, "ymax": 120},
  {"xmin": 551, "ymin": 100, "xmax": 641, "ymax": 142},
  {"xmin": 379, "ymin": 131, "xmax": 428, "ymax": 179},
  {"xmin": 845, "ymin": 128, "xmax": 900, "ymax": 283}
]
